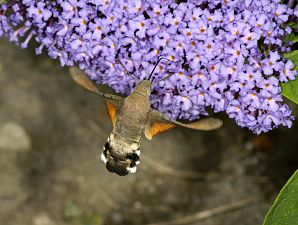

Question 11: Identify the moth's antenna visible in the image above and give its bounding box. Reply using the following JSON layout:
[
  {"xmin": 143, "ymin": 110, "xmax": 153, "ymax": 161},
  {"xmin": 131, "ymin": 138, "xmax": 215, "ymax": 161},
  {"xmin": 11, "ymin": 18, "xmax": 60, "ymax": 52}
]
[
  {"xmin": 115, "ymin": 58, "xmax": 138, "ymax": 83},
  {"xmin": 148, "ymin": 57, "xmax": 178, "ymax": 81},
  {"xmin": 150, "ymin": 72, "xmax": 176, "ymax": 88}
]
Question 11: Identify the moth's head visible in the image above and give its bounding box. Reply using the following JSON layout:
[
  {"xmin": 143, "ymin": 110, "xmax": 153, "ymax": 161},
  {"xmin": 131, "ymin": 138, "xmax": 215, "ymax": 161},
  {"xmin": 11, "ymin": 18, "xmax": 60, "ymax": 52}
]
[
  {"xmin": 100, "ymin": 134, "xmax": 140, "ymax": 176},
  {"xmin": 135, "ymin": 80, "xmax": 152, "ymax": 96}
]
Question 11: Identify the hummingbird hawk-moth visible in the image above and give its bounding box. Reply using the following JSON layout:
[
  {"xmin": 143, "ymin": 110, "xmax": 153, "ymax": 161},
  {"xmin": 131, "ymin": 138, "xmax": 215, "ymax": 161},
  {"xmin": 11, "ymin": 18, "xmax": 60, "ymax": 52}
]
[{"xmin": 69, "ymin": 60, "xmax": 223, "ymax": 176}]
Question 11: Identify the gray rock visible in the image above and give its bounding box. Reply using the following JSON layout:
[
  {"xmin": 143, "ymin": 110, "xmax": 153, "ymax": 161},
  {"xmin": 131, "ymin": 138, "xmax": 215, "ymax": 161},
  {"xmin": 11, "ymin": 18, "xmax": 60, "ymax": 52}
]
[
  {"xmin": 33, "ymin": 213, "xmax": 55, "ymax": 225},
  {"xmin": 0, "ymin": 121, "xmax": 31, "ymax": 153}
]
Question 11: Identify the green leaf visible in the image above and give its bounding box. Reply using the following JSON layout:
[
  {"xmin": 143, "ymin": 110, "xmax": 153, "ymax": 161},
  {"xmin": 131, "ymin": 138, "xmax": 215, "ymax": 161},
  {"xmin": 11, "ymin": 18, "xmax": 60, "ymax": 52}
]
[
  {"xmin": 0, "ymin": 0, "xmax": 8, "ymax": 3},
  {"xmin": 80, "ymin": 213, "xmax": 102, "ymax": 225},
  {"xmin": 64, "ymin": 201, "xmax": 83, "ymax": 220},
  {"xmin": 263, "ymin": 169, "xmax": 298, "ymax": 225},
  {"xmin": 287, "ymin": 22, "xmax": 298, "ymax": 29},
  {"xmin": 283, "ymin": 50, "xmax": 298, "ymax": 67},
  {"xmin": 281, "ymin": 51, "xmax": 298, "ymax": 104},
  {"xmin": 281, "ymin": 79, "xmax": 298, "ymax": 104},
  {"xmin": 283, "ymin": 33, "xmax": 298, "ymax": 44},
  {"xmin": 63, "ymin": 201, "xmax": 102, "ymax": 225}
]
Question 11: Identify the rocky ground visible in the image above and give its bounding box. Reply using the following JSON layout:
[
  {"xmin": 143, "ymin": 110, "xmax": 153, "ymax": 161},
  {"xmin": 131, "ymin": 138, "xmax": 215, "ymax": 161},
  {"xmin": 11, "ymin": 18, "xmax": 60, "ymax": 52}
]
[{"xmin": 0, "ymin": 39, "xmax": 297, "ymax": 225}]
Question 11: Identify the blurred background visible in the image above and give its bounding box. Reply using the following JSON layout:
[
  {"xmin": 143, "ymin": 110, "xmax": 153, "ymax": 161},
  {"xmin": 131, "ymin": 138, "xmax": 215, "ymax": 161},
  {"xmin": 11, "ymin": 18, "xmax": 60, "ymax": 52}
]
[{"xmin": 0, "ymin": 38, "xmax": 297, "ymax": 225}]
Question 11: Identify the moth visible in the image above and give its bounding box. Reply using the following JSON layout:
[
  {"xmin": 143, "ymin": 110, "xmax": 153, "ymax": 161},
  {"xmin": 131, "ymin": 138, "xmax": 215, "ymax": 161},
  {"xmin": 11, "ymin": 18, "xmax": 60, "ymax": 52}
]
[{"xmin": 69, "ymin": 59, "xmax": 223, "ymax": 176}]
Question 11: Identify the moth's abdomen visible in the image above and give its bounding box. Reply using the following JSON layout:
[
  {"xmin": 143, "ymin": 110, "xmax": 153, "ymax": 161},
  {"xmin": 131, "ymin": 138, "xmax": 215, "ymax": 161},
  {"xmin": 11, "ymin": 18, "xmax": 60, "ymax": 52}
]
[
  {"xmin": 106, "ymin": 161, "xmax": 129, "ymax": 176},
  {"xmin": 100, "ymin": 134, "xmax": 141, "ymax": 176}
]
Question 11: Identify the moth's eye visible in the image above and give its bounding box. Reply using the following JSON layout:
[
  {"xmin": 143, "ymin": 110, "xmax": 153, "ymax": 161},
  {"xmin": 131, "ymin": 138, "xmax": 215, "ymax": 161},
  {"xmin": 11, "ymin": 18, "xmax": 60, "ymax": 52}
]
[
  {"xmin": 127, "ymin": 153, "xmax": 139, "ymax": 162},
  {"xmin": 104, "ymin": 142, "xmax": 112, "ymax": 151}
]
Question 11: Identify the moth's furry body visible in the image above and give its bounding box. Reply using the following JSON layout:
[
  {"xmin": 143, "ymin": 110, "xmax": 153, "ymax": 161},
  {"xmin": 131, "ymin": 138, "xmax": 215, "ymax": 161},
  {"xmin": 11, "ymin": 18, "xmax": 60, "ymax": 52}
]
[
  {"xmin": 69, "ymin": 66, "xmax": 223, "ymax": 176},
  {"xmin": 113, "ymin": 80, "xmax": 151, "ymax": 144},
  {"xmin": 105, "ymin": 81, "xmax": 151, "ymax": 175}
]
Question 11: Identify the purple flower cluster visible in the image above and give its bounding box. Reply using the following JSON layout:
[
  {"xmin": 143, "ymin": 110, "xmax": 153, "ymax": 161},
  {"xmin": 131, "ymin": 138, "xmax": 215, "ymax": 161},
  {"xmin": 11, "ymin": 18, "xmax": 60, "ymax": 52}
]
[{"xmin": 1, "ymin": 0, "xmax": 297, "ymax": 134}]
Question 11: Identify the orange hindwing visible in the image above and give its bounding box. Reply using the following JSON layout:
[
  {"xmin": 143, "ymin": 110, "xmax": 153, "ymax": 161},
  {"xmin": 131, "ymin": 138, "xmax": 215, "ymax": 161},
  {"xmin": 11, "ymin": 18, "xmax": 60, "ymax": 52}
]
[
  {"xmin": 105, "ymin": 100, "xmax": 117, "ymax": 125},
  {"xmin": 145, "ymin": 122, "xmax": 175, "ymax": 140}
]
